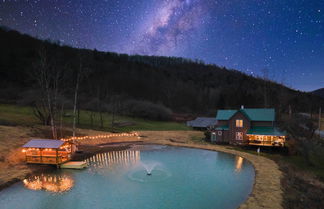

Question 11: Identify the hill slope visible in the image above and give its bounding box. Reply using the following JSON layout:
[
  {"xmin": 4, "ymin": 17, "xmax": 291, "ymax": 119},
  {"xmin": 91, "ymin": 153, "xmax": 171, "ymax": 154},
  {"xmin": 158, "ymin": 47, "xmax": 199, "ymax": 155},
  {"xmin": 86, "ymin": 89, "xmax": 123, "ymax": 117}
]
[
  {"xmin": 0, "ymin": 27, "xmax": 323, "ymax": 117},
  {"xmin": 312, "ymin": 88, "xmax": 324, "ymax": 99}
]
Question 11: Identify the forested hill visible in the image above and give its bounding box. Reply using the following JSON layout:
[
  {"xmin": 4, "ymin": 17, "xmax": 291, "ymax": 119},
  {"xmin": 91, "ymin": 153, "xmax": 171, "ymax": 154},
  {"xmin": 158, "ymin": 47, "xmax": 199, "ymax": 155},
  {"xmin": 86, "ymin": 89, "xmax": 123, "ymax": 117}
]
[
  {"xmin": 0, "ymin": 27, "xmax": 323, "ymax": 119},
  {"xmin": 312, "ymin": 88, "xmax": 324, "ymax": 99}
]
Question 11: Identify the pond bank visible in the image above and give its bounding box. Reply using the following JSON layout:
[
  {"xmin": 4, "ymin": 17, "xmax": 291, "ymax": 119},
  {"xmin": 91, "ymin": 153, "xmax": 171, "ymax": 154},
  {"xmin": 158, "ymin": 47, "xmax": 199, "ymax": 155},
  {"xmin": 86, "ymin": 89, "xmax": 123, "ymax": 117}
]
[
  {"xmin": 1, "ymin": 128, "xmax": 283, "ymax": 209},
  {"xmin": 137, "ymin": 130, "xmax": 283, "ymax": 209}
]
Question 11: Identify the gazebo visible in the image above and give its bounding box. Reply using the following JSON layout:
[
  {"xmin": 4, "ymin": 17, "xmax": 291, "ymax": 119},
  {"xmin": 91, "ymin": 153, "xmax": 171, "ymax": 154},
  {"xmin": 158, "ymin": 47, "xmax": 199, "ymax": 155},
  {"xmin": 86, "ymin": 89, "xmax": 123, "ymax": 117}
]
[{"xmin": 22, "ymin": 139, "xmax": 75, "ymax": 165}]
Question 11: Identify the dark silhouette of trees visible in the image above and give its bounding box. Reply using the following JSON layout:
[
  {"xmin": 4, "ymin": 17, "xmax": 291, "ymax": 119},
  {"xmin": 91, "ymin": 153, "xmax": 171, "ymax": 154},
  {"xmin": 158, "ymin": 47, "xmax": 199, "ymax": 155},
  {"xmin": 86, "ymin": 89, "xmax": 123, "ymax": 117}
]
[{"xmin": 0, "ymin": 27, "xmax": 323, "ymax": 123}]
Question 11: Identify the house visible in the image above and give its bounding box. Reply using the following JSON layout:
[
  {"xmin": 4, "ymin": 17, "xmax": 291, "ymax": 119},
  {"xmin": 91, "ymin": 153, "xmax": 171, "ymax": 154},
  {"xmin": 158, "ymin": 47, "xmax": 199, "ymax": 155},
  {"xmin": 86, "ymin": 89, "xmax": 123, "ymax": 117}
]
[
  {"xmin": 22, "ymin": 139, "xmax": 76, "ymax": 165},
  {"xmin": 211, "ymin": 107, "xmax": 286, "ymax": 146},
  {"xmin": 186, "ymin": 117, "xmax": 218, "ymax": 130}
]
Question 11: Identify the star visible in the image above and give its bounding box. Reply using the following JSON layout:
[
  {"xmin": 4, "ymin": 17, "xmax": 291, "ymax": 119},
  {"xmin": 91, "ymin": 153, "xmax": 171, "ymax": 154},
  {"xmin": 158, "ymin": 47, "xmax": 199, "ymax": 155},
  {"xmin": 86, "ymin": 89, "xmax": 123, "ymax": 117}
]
[{"xmin": 0, "ymin": 0, "xmax": 322, "ymax": 91}]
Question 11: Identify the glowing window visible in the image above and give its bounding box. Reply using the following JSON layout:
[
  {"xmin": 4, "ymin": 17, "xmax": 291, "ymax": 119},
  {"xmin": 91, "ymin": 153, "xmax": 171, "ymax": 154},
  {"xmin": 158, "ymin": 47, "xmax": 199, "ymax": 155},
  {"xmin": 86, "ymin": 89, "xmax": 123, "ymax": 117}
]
[{"xmin": 236, "ymin": 119, "xmax": 243, "ymax": 127}]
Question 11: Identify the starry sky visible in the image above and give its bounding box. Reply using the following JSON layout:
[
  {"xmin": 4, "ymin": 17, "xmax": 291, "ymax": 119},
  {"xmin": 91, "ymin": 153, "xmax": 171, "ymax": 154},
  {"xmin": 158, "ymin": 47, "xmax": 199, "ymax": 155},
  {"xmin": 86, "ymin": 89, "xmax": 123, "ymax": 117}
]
[{"xmin": 0, "ymin": 0, "xmax": 323, "ymax": 91}]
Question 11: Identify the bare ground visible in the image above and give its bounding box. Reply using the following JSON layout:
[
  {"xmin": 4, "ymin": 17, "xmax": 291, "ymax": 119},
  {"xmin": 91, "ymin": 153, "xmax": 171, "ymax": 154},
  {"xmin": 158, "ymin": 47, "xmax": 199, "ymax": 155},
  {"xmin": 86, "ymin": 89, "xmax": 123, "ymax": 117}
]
[
  {"xmin": 0, "ymin": 125, "xmax": 41, "ymax": 189},
  {"xmin": 0, "ymin": 126, "xmax": 139, "ymax": 189},
  {"xmin": 279, "ymin": 161, "xmax": 324, "ymax": 209}
]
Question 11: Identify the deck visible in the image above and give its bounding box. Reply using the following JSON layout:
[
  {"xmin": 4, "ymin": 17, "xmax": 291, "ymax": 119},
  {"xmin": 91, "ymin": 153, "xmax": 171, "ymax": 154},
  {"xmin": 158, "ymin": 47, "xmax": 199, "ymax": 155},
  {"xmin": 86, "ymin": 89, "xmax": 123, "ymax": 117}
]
[{"xmin": 60, "ymin": 161, "xmax": 88, "ymax": 169}]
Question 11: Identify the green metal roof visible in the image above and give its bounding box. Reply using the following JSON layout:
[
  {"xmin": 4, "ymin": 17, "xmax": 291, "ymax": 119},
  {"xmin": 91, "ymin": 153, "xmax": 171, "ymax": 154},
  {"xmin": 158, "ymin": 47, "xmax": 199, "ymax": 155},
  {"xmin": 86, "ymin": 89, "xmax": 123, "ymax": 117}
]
[
  {"xmin": 216, "ymin": 110, "xmax": 237, "ymax": 120},
  {"xmin": 247, "ymin": 126, "xmax": 286, "ymax": 136},
  {"xmin": 216, "ymin": 108, "xmax": 275, "ymax": 121},
  {"xmin": 241, "ymin": 108, "xmax": 275, "ymax": 121},
  {"xmin": 215, "ymin": 125, "xmax": 229, "ymax": 130}
]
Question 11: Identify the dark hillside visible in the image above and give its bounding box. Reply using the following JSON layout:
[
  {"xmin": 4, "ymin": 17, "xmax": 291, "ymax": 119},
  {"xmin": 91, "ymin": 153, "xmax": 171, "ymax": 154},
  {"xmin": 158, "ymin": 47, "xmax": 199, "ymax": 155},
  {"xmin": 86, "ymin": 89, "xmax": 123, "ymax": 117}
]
[
  {"xmin": 312, "ymin": 88, "xmax": 324, "ymax": 99},
  {"xmin": 0, "ymin": 27, "xmax": 323, "ymax": 118}
]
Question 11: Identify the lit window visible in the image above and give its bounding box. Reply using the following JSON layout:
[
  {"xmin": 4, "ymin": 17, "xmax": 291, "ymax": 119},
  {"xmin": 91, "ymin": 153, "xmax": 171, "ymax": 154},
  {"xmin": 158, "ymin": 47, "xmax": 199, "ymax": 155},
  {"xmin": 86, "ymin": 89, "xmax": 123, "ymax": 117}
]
[
  {"xmin": 218, "ymin": 131, "xmax": 222, "ymax": 136},
  {"xmin": 236, "ymin": 132, "xmax": 243, "ymax": 140},
  {"xmin": 236, "ymin": 119, "xmax": 243, "ymax": 127}
]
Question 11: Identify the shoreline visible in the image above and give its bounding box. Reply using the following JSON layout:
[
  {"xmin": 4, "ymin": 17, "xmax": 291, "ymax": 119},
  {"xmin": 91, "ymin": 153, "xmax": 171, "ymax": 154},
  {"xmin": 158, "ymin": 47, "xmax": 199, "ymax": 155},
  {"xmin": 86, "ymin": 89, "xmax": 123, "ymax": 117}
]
[
  {"xmin": 0, "ymin": 130, "xmax": 283, "ymax": 209},
  {"xmin": 146, "ymin": 141, "xmax": 283, "ymax": 209}
]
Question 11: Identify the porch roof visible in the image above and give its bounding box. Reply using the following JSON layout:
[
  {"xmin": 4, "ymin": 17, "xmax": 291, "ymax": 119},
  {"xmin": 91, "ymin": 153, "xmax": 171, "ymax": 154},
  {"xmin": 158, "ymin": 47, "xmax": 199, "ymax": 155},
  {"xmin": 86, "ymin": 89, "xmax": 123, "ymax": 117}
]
[
  {"xmin": 247, "ymin": 127, "xmax": 286, "ymax": 136},
  {"xmin": 215, "ymin": 125, "xmax": 229, "ymax": 130}
]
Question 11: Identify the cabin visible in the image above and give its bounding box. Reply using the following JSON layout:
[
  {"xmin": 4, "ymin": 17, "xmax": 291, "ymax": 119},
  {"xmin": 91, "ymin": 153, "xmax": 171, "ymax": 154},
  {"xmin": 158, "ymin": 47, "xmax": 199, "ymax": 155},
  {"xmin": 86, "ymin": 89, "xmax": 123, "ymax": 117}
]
[
  {"xmin": 22, "ymin": 139, "xmax": 76, "ymax": 165},
  {"xmin": 211, "ymin": 107, "xmax": 286, "ymax": 146}
]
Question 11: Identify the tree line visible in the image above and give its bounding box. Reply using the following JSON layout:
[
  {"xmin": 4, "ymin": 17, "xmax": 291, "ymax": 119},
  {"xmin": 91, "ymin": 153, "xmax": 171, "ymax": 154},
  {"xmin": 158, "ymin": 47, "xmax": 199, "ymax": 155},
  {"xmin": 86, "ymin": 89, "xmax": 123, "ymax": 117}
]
[{"xmin": 0, "ymin": 27, "xmax": 324, "ymax": 138}]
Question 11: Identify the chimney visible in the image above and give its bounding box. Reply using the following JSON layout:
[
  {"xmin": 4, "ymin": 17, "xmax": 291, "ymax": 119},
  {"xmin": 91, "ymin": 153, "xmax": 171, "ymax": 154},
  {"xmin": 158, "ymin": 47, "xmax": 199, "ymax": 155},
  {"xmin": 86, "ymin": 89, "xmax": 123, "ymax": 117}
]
[{"xmin": 241, "ymin": 105, "xmax": 244, "ymax": 109}]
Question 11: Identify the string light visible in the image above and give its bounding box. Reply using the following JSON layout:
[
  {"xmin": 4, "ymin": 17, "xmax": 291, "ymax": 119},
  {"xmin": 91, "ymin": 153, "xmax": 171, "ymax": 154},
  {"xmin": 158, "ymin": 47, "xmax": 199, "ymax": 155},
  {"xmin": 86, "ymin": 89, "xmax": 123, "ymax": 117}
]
[
  {"xmin": 22, "ymin": 132, "xmax": 140, "ymax": 152},
  {"xmin": 60, "ymin": 132, "xmax": 140, "ymax": 142}
]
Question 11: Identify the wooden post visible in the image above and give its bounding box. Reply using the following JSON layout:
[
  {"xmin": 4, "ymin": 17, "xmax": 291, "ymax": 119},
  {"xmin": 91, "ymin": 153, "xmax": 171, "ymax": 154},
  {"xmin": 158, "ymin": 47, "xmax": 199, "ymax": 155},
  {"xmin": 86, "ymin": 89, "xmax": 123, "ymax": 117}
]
[
  {"xmin": 40, "ymin": 149, "xmax": 43, "ymax": 164},
  {"xmin": 56, "ymin": 149, "xmax": 59, "ymax": 165}
]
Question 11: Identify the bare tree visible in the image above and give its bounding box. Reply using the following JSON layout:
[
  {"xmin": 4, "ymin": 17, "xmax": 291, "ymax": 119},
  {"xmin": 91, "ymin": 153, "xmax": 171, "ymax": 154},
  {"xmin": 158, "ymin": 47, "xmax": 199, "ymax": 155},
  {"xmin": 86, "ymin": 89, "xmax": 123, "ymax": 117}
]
[
  {"xmin": 32, "ymin": 46, "xmax": 64, "ymax": 139},
  {"xmin": 109, "ymin": 95, "xmax": 123, "ymax": 131},
  {"xmin": 72, "ymin": 56, "xmax": 82, "ymax": 137}
]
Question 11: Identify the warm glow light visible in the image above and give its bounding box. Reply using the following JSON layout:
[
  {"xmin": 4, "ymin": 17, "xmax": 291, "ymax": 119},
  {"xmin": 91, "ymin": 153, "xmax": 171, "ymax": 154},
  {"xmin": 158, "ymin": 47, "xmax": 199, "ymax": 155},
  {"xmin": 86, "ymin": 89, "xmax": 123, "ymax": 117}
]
[
  {"xmin": 235, "ymin": 156, "xmax": 244, "ymax": 172},
  {"xmin": 60, "ymin": 132, "xmax": 139, "ymax": 142},
  {"xmin": 23, "ymin": 174, "xmax": 74, "ymax": 193}
]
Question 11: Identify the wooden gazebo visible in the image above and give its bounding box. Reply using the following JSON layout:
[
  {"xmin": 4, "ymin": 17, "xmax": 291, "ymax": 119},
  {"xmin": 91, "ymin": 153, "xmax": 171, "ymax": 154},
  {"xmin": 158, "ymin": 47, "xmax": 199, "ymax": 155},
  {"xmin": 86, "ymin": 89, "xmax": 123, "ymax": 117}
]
[{"xmin": 22, "ymin": 139, "xmax": 75, "ymax": 165}]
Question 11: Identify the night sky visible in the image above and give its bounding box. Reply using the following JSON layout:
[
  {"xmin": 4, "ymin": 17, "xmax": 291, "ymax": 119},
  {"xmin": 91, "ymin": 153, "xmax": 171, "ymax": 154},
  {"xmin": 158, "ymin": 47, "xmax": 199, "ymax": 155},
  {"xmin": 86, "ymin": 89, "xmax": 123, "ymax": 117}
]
[{"xmin": 0, "ymin": 0, "xmax": 323, "ymax": 91}]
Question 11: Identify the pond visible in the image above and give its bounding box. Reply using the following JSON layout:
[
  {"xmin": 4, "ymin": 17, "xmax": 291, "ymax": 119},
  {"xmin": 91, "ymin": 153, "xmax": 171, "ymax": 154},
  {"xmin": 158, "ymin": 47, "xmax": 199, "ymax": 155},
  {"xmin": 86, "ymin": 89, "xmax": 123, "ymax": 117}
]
[{"xmin": 0, "ymin": 145, "xmax": 255, "ymax": 209}]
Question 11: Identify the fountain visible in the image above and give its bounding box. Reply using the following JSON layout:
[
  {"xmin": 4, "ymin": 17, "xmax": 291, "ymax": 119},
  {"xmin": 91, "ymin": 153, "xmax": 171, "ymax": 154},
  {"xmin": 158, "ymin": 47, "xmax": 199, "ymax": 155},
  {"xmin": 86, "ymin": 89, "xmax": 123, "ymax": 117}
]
[
  {"xmin": 141, "ymin": 161, "xmax": 159, "ymax": 176},
  {"xmin": 128, "ymin": 161, "xmax": 171, "ymax": 182}
]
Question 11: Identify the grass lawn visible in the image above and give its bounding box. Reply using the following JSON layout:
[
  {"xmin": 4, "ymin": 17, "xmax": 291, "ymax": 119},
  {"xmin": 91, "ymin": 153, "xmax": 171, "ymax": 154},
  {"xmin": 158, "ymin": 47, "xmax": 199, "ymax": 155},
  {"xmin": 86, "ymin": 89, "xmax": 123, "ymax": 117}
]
[
  {"xmin": 224, "ymin": 145, "xmax": 324, "ymax": 181},
  {"xmin": 281, "ymin": 155, "xmax": 324, "ymax": 180},
  {"xmin": 0, "ymin": 104, "xmax": 191, "ymax": 132}
]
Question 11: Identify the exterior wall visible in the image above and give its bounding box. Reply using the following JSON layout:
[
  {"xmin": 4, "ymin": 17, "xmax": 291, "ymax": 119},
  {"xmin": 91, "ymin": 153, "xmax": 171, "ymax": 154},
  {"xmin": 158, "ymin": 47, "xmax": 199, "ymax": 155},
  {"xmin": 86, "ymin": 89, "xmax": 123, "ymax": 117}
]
[
  {"xmin": 228, "ymin": 112, "xmax": 250, "ymax": 144},
  {"xmin": 211, "ymin": 130, "xmax": 229, "ymax": 143},
  {"xmin": 213, "ymin": 120, "xmax": 230, "ymax": 143},
  {"xmin": 213, "ymin": 130, "xmax": 229, "ymax": 143},
  {"xmin": 217, "ymin": 120, "xmax": 228, "ymax": 126},
  {"xmin": 251, "ymin": 121, "xmax": 273, "ymax": 127}
]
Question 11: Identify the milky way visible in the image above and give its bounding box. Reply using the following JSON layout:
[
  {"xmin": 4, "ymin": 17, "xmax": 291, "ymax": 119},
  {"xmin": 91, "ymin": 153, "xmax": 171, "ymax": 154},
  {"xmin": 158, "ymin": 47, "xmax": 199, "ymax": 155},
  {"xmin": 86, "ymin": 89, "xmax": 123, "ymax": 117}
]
[
  {"xmin": 0, "ymin": 0, "xmax": 323, "ymax": 91},
  {"xmin": 128, "ymin": 0, "xmax": 209, "ymax": 55}
]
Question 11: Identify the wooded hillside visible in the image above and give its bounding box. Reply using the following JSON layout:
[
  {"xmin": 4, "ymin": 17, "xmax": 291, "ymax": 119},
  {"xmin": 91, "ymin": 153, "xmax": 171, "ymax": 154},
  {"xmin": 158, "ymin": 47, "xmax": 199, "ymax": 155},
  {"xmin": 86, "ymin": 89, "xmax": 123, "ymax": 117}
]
[{"xmin": 0, "ymin": 27, "xmax": 323, "ymax": 120}]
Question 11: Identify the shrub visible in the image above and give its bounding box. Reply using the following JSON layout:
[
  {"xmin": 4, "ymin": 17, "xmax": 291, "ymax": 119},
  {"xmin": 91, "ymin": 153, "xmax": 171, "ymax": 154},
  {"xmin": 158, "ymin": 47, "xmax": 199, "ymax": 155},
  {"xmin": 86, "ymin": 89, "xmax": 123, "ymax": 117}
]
[
  {"xmin": 122, "ymin": 99, "xmax": 172, "ymax": 121},
  {"xmin": 0, "ymin": 119, "xmax": 17, "ymax": 126},
  {"xmin": 204, "ymin": 130, "xmax": 211, "ymax": 142}
]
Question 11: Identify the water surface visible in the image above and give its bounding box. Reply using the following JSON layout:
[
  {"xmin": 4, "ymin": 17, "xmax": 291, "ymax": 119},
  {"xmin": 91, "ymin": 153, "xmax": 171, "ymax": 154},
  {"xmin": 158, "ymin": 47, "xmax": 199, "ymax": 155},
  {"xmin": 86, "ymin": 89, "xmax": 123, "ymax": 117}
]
[{"xmin": 0, "ymin": 145, "xmax": 254, "ymax": 209}]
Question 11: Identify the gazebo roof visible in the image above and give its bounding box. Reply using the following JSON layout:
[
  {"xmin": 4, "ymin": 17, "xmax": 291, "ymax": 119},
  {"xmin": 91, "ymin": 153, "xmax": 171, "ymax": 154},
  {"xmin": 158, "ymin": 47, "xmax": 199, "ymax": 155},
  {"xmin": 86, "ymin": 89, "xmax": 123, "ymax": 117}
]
[{"xmin": 22, "ymin": 139, "xmax": 65, "ymax": 149}]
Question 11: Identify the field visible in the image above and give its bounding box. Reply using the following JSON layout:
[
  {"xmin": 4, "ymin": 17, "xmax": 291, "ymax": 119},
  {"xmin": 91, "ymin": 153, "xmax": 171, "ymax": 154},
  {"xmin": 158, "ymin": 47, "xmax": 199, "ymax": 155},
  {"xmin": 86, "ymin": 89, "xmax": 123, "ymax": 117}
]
[{"xmin": 0, "ymin": 104, "xmax": 191, "ymax": 133}]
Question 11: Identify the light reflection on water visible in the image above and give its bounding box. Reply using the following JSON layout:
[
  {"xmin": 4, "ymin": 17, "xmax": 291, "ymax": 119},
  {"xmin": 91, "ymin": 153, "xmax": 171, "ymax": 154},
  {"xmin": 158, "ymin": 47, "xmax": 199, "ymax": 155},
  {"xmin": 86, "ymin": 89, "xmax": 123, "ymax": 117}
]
[
  {"xmin": 235, "ymin": 156, "xmax": 244, "ymax": 172},
  {"xmin": 1, "ymin": 146, "xmax": 255, "ymax": 209},
  {"xmin": 22, "ymin": 149, "xmax": 246, "ymax": 193},
  {"xmin": 85, "ymin": 150, "xmax": 141, "ymax": 169},
  {"xmin": 23, "ymin": 174, "xmax": 74, "ymax": 193}
]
